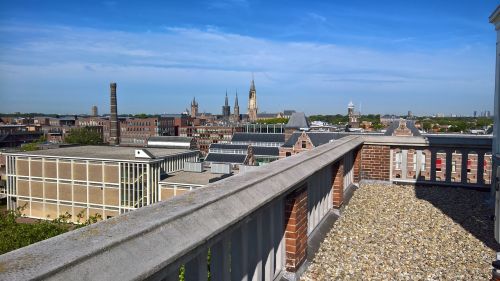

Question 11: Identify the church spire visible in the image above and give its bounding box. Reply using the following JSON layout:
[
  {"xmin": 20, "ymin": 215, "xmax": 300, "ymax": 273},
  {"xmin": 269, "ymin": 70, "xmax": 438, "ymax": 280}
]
[
  {"xmin": 225, "ymin": 90, "xmax": 229, "ymax": 106},
  {"xmin": 234, "ymin": 90, "xmax": 239, "ymax": 107}
]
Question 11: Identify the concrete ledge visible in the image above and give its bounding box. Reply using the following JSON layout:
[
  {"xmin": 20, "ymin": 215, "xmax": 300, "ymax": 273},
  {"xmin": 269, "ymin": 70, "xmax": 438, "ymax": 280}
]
[{"xmin": 0, "ymin": 136, "xmax": 364, "ymax": 281}]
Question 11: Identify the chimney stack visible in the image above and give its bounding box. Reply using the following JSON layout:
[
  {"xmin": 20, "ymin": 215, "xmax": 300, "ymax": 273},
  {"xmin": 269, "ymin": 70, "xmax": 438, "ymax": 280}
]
[{"xmin": 109, "ymin": 82, "xmax": 120, "ymax": 145}]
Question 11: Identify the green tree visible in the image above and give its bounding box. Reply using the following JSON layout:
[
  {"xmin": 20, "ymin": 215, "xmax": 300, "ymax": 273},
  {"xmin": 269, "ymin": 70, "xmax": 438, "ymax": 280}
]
[
  {"xmin": 65, "ymin": 127, "xmax": 103, "ymax": 145},
  {"xmin": 0, "ymin": 205, "xmax": 102, "ymax": 255},
  {"xmin": 256, "ymin": 117, "xmax": 289, "ymax": 124}
]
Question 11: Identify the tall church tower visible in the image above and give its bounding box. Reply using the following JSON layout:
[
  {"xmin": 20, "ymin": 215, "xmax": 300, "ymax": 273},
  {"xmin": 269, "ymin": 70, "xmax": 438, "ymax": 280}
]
[
  {"xmin": 248, "ymin": 77, "xmax": 258, "ymax": 122},
  {"xmin": 190, "ymin": 97, "xmax": 198, "ymax": 118},
  {"xmin": 233, "ymin": 91, "xmax": 240, "ymax": 122},
  {"xmin": 222, "ymin": 91, "xmax": 231, "ymax": 120},
  {"xmin": 348, "ymin": 101, "xmax": 359, "ymax": 128}
]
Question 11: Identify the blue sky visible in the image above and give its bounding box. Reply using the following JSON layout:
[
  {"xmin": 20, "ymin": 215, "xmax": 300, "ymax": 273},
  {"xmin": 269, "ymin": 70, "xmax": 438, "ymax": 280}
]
[{"xmin": 0, "ymin": 0, "xmax": 498, "ymax": 116}]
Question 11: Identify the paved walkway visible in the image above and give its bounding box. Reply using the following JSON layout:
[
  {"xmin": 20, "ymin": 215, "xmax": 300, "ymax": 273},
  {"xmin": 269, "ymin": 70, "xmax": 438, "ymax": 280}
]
[{"xmin": 302, "ymin": 184, "xmax": 498, "ymax": 280}]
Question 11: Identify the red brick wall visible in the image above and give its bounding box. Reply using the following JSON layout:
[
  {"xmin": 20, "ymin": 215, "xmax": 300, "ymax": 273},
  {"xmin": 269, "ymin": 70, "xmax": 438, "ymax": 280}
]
[
  {"xmin": 284, "ymin": 185, "xmax": 308, "ymax": 272},
  {"xmin": 332, "ymin": 160, "xmax": 344, "ymax": 208},
  {"xmin": 361, "ymin": 145, "xmax": 390, "ymax": 181},
  {"xmin": 353, "ymin": 148, "xmax": 361, "ymax": 183}
]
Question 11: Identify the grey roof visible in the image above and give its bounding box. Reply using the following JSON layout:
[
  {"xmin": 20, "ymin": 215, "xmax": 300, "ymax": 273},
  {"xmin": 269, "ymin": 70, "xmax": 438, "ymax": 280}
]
[
  {"xmin": 384, "ymin": 120, "xmax": 421, "ymax": 136},
  {"xmin": 282, "ymin": 132, "xmax": 301, "ymax": 148},
  {"xmin": 148, "ymin": 136, "xmax": 193, "ymax": 143},
  {"xmin": 6, "ymin": 146, "xmax": 193, "ymax": 162},
  {"xmin": 282, "ymin": 132, "xmax": 348, "ymax": 148},
  {"xmin": 283, "ymin": 110, "xmax": 296, "ymax": 115},
  {"xmin": 205, "ymin": 153, "xmax": 247, "ymax": 164},
  {"xmin": 286, "ymin": 112, "xmax": 309, "ymax": 129},
  {"xmin": 210, "ymin": 143, "xmax": 249, "ymax": 150},
  {"xmin": 231, "ymin": 133, "xmax": 284, "ymax": 143},
  {"xmin": 307, "ymin": 132, "xmax": 346, "ymax": 147},
  {"xmin": 252, "ymin": 146, "xmax": 279, "ymax": 156}
]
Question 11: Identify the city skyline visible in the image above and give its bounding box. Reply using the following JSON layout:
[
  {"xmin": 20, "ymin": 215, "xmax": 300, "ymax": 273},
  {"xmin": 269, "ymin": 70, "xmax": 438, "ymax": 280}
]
[{"xmin": 0, "ymin": 0, "xmax": 498, "ymax": 115}]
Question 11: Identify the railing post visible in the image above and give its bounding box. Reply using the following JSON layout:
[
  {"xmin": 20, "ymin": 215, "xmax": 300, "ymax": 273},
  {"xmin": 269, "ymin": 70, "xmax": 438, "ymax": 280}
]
[
  {"xmin": 231, "ymin": 223, "xmax": 249, "ymax": 280},
  {"xmin": 332, "ymin": 160, "xmax": 344, "ymax": 208},
  {"xmin": 445, "ymin": 149, "xmax": 452, "ymax": 183},
  {"xmin": 211, "ymin": 237, "xmax": 230, "ymax": 281},
  {"xmin": 430, "ymin": 149, "xmax": 437, "ymax": 182},
  {"xmin": 284, "ymin": 184, "xmax": 308, "ymax": 273},
  {"xmin": 461, "ymin": 150, "xmax": 469, "ymax": 184},
  {"xmin": 184, "ymin": 248, "xmax": 208, "ymax": 281},
  {"xmin": 401, "ymin": 149, "xmax": 408, "ymax": 180},
  {"xmin": 477, "ymin": 151, "xmax": 485, "ymax": 185}
]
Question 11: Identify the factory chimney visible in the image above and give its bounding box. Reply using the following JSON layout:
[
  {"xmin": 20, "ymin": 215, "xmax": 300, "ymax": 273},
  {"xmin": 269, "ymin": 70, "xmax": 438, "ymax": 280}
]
[{"xmin": 109, "ymin": 82, "xmax": 120, "ymax": 145}]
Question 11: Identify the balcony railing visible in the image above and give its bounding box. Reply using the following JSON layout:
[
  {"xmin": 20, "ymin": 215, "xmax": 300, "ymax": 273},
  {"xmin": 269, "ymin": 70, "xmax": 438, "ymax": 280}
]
[
  {"xmin": 0, "ymin": 134, "xmax": 493, "ymax": 280},
  {"xmin": 363, "ymin": 135, "xmax": 493, "ymax": 190}
]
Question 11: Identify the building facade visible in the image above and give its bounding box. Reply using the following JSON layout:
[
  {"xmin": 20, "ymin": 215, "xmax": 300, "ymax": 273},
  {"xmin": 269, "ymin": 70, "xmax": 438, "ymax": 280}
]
[
  {"xmin": 3, "ymin": 146, "xmax": 199, "ymax": 222},
  {"xmin": 179, "ymin": 125, "xmax": 244, "ymax": 155}
]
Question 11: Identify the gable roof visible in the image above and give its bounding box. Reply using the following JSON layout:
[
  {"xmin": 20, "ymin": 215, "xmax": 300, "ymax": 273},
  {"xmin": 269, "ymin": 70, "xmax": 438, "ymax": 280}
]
[
  {"xmin": 307, "ymin": 132, "xmax": 345, "ymax": 147},
  {"xmin": 384, "ymin": 120, "xmax": 421, "ymax": 136},
  {"xmin": 252, "ymin": 146, "xmax": 279, "ymax": 156},
  {"xmin": 285, "ymin": 112, "xmax": 309, "ymax": 129},
  {"xmin": 231, "ymin": 133, "xmax": 284, "ymax": 143},
  {"xmin": 204, "ymin": 153, "xmax": 247, "ymax": 164},
  {"xmin": 210, "ymin": 143, "xmax": 249, "ymax": 150},
  {"xmin": 282, "ymin": 132, "xmax": 301, "ymax": 147}
]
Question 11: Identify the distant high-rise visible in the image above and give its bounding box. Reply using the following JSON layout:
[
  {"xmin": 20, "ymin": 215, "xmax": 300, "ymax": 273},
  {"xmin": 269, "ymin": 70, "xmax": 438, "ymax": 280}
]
[
  {"xmin": 92, "ymin": 105, "xmax": 98, "ymax": 117},
  {"xmin": 222, "ymin": 91, "xmax": 231, "ymax": 119},
  {"xmin": 233, "ymin": 91, "xmax": 240, "ymax": 122},
  {"xmin": 191, "ymin": 97, "xmax": 198, "ymax": 118},
  {"xmin": 109, "ymin": 82, "xmax": 120, "ymax": 145},
  {"xmin": 248, "ymin": 77, "xmax": 258, "ymax": 122},
  {"xmin": 474, "ymin": 111, "xmax": 477, "ymax": 118}
]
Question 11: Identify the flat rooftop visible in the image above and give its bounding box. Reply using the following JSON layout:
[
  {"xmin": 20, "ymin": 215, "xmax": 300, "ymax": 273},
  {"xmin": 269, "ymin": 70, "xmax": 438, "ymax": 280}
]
[
  {"xmin": 161, "ymin": 169, "xmax": 232, "ymax": 186},
  {"xmin": 5, "ymin": 146, "xmax": 194, "ymax": 161},
  {"xmin": 303, "ymin": 184, "xmax": 497, "ymax": 280}
]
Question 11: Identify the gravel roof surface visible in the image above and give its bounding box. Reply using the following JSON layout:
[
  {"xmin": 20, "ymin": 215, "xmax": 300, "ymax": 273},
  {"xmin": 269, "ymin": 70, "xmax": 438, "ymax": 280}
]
[{"xmin": 302, "ymin": 184, "xmax": 499, "ymax": 280}]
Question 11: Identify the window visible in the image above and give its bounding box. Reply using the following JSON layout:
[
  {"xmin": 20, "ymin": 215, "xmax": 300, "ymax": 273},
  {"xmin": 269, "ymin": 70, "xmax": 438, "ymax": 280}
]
[
  {"xmin": 421, "ymin": 154, "xmax": 426, "ymax": 171},
  {"xmin": 467, "ymin": 159, "xmax": 472, "ymax": 173},
  {"xmin": 452, "ymin": 161, "xmax": 456, "ymax": 172},
  {"xmin": 301, "ymin": 141, "xmax": 307, "ymax": 149},
  {"xmin": 286, "ymin": 152, "xmax": 291, "ymax": 157},
  {"xmin": 395, "ymin": 152, "xmax": 402, "ymax": 170}
]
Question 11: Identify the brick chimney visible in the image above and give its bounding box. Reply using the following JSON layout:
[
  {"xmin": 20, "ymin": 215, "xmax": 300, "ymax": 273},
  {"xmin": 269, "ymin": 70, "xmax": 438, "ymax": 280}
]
[{"xmin": 109, "ymin": 82, "xmax": 120, "ymax": 145}]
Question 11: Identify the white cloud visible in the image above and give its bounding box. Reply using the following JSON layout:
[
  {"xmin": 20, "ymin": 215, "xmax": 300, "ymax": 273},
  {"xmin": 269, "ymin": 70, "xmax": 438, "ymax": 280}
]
[{"xmin": 0, "ymin": 23, "xmax": 494, "ymax": 115}]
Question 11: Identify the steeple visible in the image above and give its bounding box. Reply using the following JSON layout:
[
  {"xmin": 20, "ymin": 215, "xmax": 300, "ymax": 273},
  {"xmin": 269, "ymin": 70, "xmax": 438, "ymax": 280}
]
[
  {"xmin": 222, "ymin": 90, "xmax": 231, "ymax": 119},
  {"xmin": 233, "ymin": 90, "xmax": 240, "ymax": 122},
  {"xmin": 248, "ymin": 75, "xmax": 258, "ymax": 122},
  {"xmin": 190, "ymin": 96, "xmax": 199, "ymax": 118}
]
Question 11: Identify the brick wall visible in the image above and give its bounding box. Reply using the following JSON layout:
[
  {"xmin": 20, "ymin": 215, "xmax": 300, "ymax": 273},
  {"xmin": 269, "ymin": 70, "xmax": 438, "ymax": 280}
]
[
  {"xmin": 284, "ymin": 185, "xmax": 308, "ymax": 272},
  {"xmin": 332, "ymin": 160, "xmax": 344, "ymax": 208},
  {"xmin": 353, "ymin": 148, "xmax": 361, "ymax": 183},
  {"xmin": 361, "ymin": 144, "xmax": 390, "ymax": 181}
]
